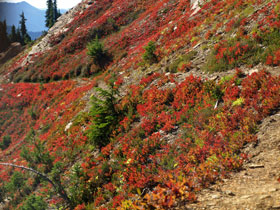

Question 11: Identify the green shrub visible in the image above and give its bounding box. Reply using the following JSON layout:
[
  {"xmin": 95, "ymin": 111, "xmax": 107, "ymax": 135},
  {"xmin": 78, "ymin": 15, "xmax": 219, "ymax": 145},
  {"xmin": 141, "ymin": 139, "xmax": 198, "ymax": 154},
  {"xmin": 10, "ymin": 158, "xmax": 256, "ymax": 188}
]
[
  {"xmin": 40, "ymin": 124, "xmax": 51, "ymax": 134},
  {"xmin": 204, "ymin": 80, "xmax": 223, "ymax": 100},
  {"xmin": 20, "ymin": 194, "xmax": 47, "ymax": 210},
  {"xmin": 160, "ymin": 155, "xmax": 176, "ymax": 170},
  {"xmin": 220, "ymin": 75, "xmax": 234, "ymax": 84},
  {"xmin": 256, "ymin": 29, "xmax": 280, "ymax": 65},
  {"xmin": 5, "ymin": 171, "xmax": 25, "ymax": 193},
  {"xmin": 0, "ymin": 135, "xmax": 11, "ymax": 150},
  {"xmin": 87, "ymin": 35, "xmax": 111, "ymax": 70},
  {"xmin": 205, "ymin": 28, "xmax": 280, "ymax": 73},
  {"xmin": 168, "ymin": 51, "xmax": 197, "ymax": 72},
  {"xmin": 28, "ymin": 106, "xmax": 38, "ymax": 120},
  {"xmin": 204, "ymin": 38, "xmax": 260, "ymax": 72},
  {"xmin": 87, "ymin": 86, "xmax": 121, "ymax": 149},
  {"xmin": 68, "ymin": 164, "xmax": 85, "ymax": 206},
  {"xmin": 143, "ymin": 41, "xmax": 158, "ymax": 64},
  {"xmin": 20, "ymin": 129, "xmax": 53, "ymax": 173}
]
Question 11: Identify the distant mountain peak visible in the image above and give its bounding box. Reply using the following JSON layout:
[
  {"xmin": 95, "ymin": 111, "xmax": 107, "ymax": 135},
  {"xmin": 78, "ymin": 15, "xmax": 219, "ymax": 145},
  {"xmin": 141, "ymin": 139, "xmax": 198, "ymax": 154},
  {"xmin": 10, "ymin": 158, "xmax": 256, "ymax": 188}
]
[{"xmin": 0, "ymin": 1, "xmax": 48, "ymax": 38}]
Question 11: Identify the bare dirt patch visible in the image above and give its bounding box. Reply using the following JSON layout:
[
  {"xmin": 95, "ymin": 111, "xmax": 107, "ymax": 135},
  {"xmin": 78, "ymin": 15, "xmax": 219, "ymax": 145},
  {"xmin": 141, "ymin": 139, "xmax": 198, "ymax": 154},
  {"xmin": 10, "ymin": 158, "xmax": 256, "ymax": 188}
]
[{"xmin": 186, "ymin": 110, "xmax": 280, "ymax": 210}]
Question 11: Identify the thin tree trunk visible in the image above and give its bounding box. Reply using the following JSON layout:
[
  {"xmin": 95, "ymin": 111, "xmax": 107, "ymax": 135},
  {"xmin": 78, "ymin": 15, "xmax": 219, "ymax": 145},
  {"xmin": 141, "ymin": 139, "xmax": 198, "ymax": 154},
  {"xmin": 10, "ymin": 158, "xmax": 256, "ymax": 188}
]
[{"xmin": 0, "ymin": 163, "xmax": 73, "ymax": 209}]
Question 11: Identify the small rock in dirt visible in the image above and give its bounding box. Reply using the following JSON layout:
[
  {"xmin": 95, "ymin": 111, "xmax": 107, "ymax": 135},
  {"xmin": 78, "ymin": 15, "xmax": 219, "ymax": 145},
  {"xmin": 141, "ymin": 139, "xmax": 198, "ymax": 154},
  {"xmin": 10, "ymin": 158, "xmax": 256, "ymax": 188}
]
[
  {"xmin": 209, "ymin": 76, "xmax": 218, "ymax": 80},
  {"xmin": 211, "ymin": 194, "xmax": 221, "ymax": 199},
  {"xmin": 270, "ymin": 118, "xmax": 277, "ymax": 123},
  {"xmin": 224, "ymin": 190, "xmax": 235, "ymax": 196},
  {"xmin": 260, "ymin": 195, "xmax": 272, "ymax": 200},
  {"xmin": 207, "ymin": 201, "xmax": 216, "ymax": 206},
  {"xmin": 272, "ymin": 205, "xmax": 280, "ymax": 209},
  {"xmin": 268, "ymin": 188, "xmax": 278, "ymax": 192},
  {"xmin": 241, "ymin": 195, "xmax": 252, "ymax": 199},
  {"xmin": 248, "ymin": 164, "xmax": 265, "ymax": 169}
]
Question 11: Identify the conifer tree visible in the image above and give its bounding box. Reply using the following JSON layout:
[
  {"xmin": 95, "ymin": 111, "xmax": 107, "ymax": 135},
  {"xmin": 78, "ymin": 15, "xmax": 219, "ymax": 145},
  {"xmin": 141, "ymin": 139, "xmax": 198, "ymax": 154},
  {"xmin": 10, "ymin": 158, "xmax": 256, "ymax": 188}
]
[
  {"xmin": 54, "ymin": 0, "xmax": 58, "ymax": 21},
  {"xmin": 46, "ymin": 0, "xmax": 53, "ymax": 28},
  {"xmin": 2, "ymin": 20, "xmax": 7, "ymax": 36},
  {"xmin": 19, "ymin": 12, "xmax": 31, "ymax": 45},
  {"xmin": 0, "ymin": 20, "xmax": 10, "ymax": 52},
  {"xmin": 143, "ymin": 41, "xmax": 158, "ymax": 64},
  {"xmin": 16, "ymin": 27, "xmax": 22, "ymax": 43},
  {"xmin": 19, "ymin": 12, "xmax": 27, "ymax": 38},
  {"xmin": 46, "ymin": 0, "xmax": 60, "ymax": 28},
  {"xmin": 10, "ymin": 25, "xmax": 17, "ymax": 43},
  {"xmin": 87, "ymin": 35, "xmax": 111, "ymax": 69}
]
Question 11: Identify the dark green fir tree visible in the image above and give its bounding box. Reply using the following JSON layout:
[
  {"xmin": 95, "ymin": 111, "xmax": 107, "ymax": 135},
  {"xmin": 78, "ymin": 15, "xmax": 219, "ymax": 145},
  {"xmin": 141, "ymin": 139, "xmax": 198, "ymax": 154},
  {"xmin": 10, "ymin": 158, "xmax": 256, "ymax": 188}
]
[
  {"xmin": 46, "ymin": 0, "xmax": 60, "ymax": 28},
  {"xmin": 9, "ymin": 25, "xmax": 17, "ymax": 43},
  {"xmin": 0, "ymin": 20, "xmax": 10, "ymax": 52},
  {"xmin": 19, "ymin": 12, "xmax": 31, "ymax": 45}
]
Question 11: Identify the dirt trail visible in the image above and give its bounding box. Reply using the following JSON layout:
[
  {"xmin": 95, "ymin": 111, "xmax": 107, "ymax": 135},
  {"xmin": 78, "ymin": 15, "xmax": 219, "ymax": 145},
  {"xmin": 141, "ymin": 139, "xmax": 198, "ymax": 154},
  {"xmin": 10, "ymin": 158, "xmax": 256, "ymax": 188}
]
[{"xmin": 187, "ymin": 110, "xmax": 280, "ymax": 210}]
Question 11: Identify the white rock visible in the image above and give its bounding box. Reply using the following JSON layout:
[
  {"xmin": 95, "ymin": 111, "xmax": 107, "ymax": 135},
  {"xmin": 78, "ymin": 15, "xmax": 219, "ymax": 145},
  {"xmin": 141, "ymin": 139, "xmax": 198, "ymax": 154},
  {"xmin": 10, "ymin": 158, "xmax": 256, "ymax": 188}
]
[
  {"xmin": 248, "ymin": 69, "xmax": 259, "ymax": 75},
  {"xmin": 65, "ymin": 122, "xmax": 73, "ymax": 132},
  {"xmin": 211, "ymin": 194, "xmax": 221, "ymax": 199},
  {"xmin": 191, "ymin": 0, "xmax": 204, "ymax": 16}
]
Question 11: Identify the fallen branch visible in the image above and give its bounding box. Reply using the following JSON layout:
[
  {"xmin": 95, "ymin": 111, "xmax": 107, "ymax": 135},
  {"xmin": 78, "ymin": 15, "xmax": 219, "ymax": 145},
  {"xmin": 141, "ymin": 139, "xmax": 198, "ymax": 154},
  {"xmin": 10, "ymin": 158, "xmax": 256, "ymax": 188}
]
[{"xmin": 0, "ymin": 162, "xmax": 72, "ymax": 209}]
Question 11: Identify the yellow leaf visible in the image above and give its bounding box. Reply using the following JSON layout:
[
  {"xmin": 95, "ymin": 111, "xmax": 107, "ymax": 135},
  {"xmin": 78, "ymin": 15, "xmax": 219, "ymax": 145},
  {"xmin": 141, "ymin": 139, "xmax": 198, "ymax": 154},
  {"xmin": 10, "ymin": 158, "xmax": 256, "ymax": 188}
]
[{"xmin": 137, "ymin": 188, "xmax": 141, "ymax": 195}]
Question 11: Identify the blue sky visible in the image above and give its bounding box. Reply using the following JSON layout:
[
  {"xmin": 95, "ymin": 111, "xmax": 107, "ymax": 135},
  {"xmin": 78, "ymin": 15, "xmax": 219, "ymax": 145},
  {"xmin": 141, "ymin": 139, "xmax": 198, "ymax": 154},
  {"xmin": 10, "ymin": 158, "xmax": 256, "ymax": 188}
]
[{"xmin": 0, "ymin": 0, "xmax": 82, "ymax": 9}]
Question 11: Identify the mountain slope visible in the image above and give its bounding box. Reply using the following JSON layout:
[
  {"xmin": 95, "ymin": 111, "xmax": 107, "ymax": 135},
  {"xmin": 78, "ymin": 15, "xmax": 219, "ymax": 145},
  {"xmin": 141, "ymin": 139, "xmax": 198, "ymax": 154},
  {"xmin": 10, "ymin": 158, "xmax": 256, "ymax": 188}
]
[{"xmin": 0, "ymin": 0, "xmax": 280, "ymax": 209}]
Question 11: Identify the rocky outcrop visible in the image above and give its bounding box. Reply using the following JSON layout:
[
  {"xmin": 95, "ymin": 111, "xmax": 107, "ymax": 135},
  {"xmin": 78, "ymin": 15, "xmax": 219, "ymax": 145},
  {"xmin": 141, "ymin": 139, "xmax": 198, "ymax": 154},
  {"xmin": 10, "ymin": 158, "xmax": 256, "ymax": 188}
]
[{"xmin": 21, "ymin": 0, "xmax": 92, "ymax": 66}]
